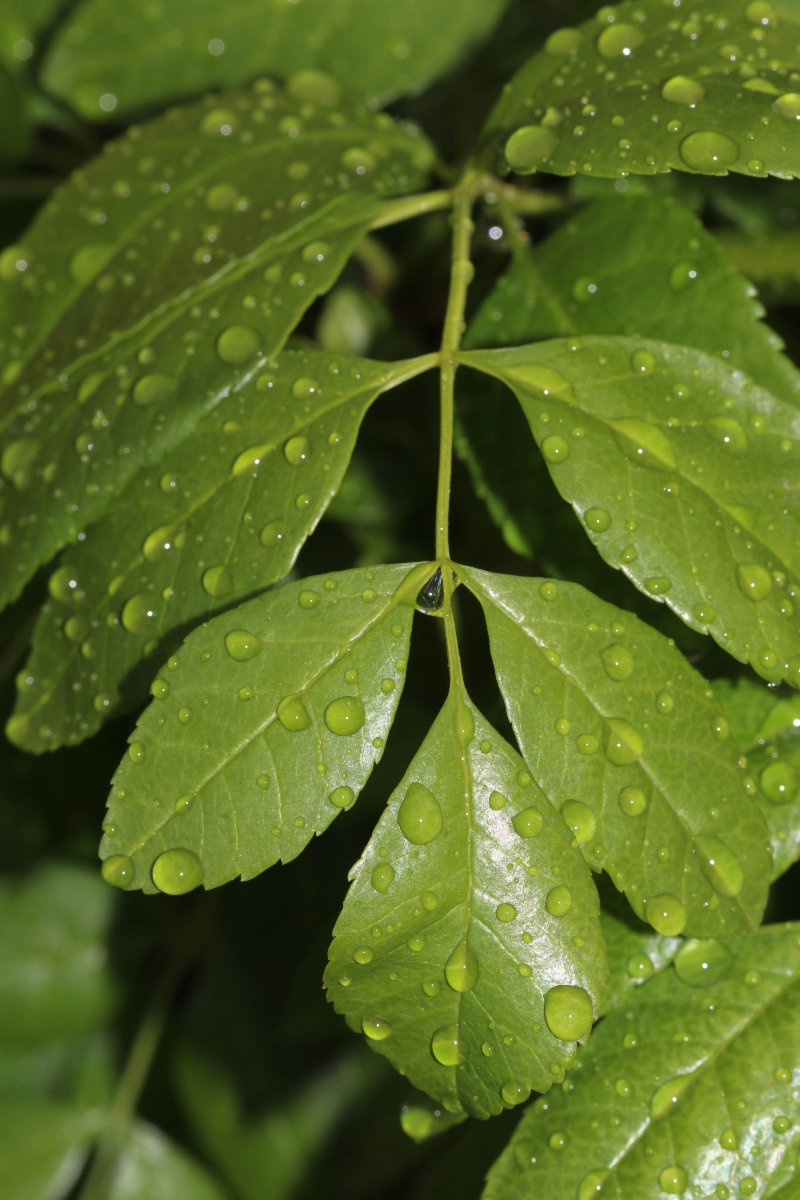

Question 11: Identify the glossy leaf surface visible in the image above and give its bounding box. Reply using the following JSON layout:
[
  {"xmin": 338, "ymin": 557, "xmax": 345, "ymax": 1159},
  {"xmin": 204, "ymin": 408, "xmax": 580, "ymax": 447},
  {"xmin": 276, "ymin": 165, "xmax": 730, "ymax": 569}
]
[
  {"xmin": 463, "ymin": 567, "xmax": 772, "ymax": 938},
  {"xmin": 482, "ymin": 924, "xmax": 800, "ymax": 1200},
  {"xmin": 8, "ymin": 351, "xmax": 428, "ymax": 752},
  {"xmin": 479, "ymin": 0, "xmax": 800, "ymax": 182},
  {"xmin": 326, "ymin": 683, "xmax": 607, "ymax": 1119},
  {"xmin": 100, "ymin": 563, "xmax": 427, "ymax": 893},
  {"xmin": 461, "ymin": 339, "xmax": 800, "ymax": 686},
  {"xmin": 41, "ymin": 0, "xmax": 510, "ymax": 118},
  {"xmin": 598, "ymin": 909, "xmax": 680, "ymax": 1018},
  {"xmin": 108, "ymin": 1122, "xmax": 227, "ymax": 1200},
  {"xmin": 0, "ymin": 79, "xmax": 434, "ymax": 611}
]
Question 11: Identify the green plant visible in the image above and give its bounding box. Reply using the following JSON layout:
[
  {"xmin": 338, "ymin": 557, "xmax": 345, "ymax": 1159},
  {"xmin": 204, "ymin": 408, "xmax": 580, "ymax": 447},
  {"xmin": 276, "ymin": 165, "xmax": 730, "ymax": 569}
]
[{"xmin": 3, "ymin": 0, "xmax": 800, "ymax": 1197}]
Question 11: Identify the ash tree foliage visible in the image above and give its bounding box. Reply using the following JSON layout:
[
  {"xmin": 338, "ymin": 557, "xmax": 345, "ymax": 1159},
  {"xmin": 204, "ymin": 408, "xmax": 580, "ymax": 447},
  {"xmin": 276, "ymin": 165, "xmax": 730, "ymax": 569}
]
[{"xmin": 5, "ymin": 0, "xmax": 800, "ymax": 1198}]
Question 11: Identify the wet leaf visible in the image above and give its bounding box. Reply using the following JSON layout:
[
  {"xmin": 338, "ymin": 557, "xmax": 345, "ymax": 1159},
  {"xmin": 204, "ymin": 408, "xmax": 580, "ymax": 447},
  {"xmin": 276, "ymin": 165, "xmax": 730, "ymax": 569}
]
[
  {"xmin": 478, "ymin": 0, "xmax": 800, "ymax": 182},
  {"xmin": 460, "ymin": 339, "xmax": 800, "ymax": 687},
  {"xmin": 462, "ymin": 567, "xmax": 772, "ymax": 939},
  {"xmin": 482, "ymin": 924, "xmax": 800, "ymax": 1200},
  {"xmin": 0, "ymin": 79, "xmax": 435, "ymax": 613},
  {"xmin": 41, "ymin": 0, "xmax": 510, "ymax": 118},
  {"xmin": 598, "ymin": 910, "xmax": 680, "ymax": 1018},
  {"xmin": 7, "ymin": 351, "xmax": 430, "ymax": 752},
  {"xmin": 100, "ymin": 563, "xmax": 429, "ymax": 893},
  {"xmin": 745, "ymin": 718, "xmax": 800, "ymax": 880},
  {"xmin": 325, "ymin": 682, "xmax": 607, "ymax": 1119}
]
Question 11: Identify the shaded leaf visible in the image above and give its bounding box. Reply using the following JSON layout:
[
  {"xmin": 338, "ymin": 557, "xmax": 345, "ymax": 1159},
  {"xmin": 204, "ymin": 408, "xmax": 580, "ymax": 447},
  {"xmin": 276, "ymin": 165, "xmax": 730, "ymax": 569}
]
[
  {"xmin": 325, "ymin": 682, "xmax": 607, "ymax": 1119},
  {"xmin": 0, "ymin": 79, "xmax": 435, "ymax": 611},
  {"xmin": 0, "ymin": 62, "xmax": 30, "ymax": 162},
  {"xmin": 482, "ymin": 924, "xmax": 800, "ymax": 1200},
  {"xmin": 41, "ymin": 0, "xmax": 510, "ymax": 119},
  {"xmin": 598, "ymin": 910, "xmax": 680, "ymax": 1018},
  {"xmin": 747, "ymin": 720, "xmax": 800, "ymax": 879},
  {"xmin": 0, "ymin": 1095, "xmax": 103, "ymax": 1200},
  {"xmin": 400, "ymin": 1094, "xmax": 468, "ymax": 1143},
  {"xmin": 460, "ymin": 339, "xmax": 800, "ymax": 687},
  {"xmin": 7, "ymin": 350, "xmax": 430, "ymax": 752},
  {"xmin": 712, "ymin": 676, "xmax": 783, "ymax": 752},
  {"xmin": 0, "ymin": 0, "xmax": 63, "ymax": 69},
  {"xmin": 108, "ymin": 1121, "xmax": 227, "ymax": 1200},
  {"xmin": 462, "ymin": 567, "xmax": 771, "ymax": 938},
  {"xmin": 717, "ymin": 228, "xmax": 800, "ymax": 305},
  {"xmin": 0, "ymin": 864, "xmax": 116, "ymax": 1047},
  {"xmin": 478, "ymin": 0, "xmax": 800, "ymax": 182},
  {"xmin": 100, "ymin": 562, "xmax": 428, "ymax": 893}
]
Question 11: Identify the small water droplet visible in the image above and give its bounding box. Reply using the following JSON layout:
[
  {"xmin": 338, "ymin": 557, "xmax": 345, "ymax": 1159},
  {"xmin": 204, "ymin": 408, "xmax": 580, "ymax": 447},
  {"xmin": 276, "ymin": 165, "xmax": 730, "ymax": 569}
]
[
  {"xmin": 398, "ymin": 782, "xmax": 443, "ymax": 844},
  {"xmin": 737, "ymin": 564, "xmax": 772, "ymax": 601},
  {"xmin": 544, "ymin": 985, "xmax": 593, "ymax": 1040},
  {"xmin": 422, "ymin": 891, "xmax": 438, "ymax": 911},
  {"xmin": 545, "ymin": 27, "xmax": 583, "ymax": 54},
  {"xmin": 151, "ymin": 677, "xmax": 170, "ymax": 699},
  {"xmin": 579, "ymin": 1171, "xmax": 610, "ymax": 1200},
  {"xmin": 277, "ymin": 695, "xmax": 312, "ymax": 731},
  {"xmin": 631, "ymin": 349, "xmax": 655, "ymax": 374},
  {"xmin": 406, "ymin": 932, "xmax": 425, "ymax": 952},
  {"xmin": 774, "ymin": 93, "xmax": 800, "ymax": 120},
  {"xmin": 284, "ymin": 435, "xmax": 311, "ymax": 466},
  {"xmin": 445, "ymin": 939, "xmax": 479, "ymax": 992},
  {"xmin": 353, "ymin": 946, "xmax": 374, "ymax": 964},
  {"xmin": 601, "ymin": 643, "xmax": 633, "ymax": 680},
  {"xmin": 512, "ymin": 807, "xmax": 544, "ymax": 838},
  {"xmin": 496, "ymin": 903, "xmax": 517, "ymax": 923},
  {"xmin": 644, "ymin": 576, "xmax": 672, "ymax": 595},
  {"xmin": 224, "ymin": 629, "xmax": 262, "ymax": 661},
  {"xmin": 656, "ymin": 690, "xmax": 674, "ymax": 714},
  {"xmin": 324, "ymin": 696, "xmax": 365, "ymax": 735},
  {"xmin": 539, "ymin": 581, "xmax": 558, "ymax": 600},
  {"xmin": 174, "ymin": 793, "xmax": 194, "ymax": 814},
  {"xmin": 760, "ymin": 760, "xmax": 798, "ymax": 803},
  {"xmin": 489, "ymin": 791, "xmax": 507, "ymax": 810},
  {"xmin": 555, "ymin": 717, "xmax": 571, "ymax": 736},
  {"xmin": 202, "ymin": 566, "xmax": 233, "ymax": 597},
  {"xmin": 584, "ymin": 507, "xmax": 611, "ymax": 532},
  {"xmin": 696, "ymin": 835, "xmax": 744, "ymax": 897},
  {"xmin": 260, "ymin": 520, "xmax": 286, "ymax": 547},
  {"xmin": 101, "ymin": 855, "xmax": 134, "ymax": 889},
  {"xmin": 128, "ymin": 741, "xmax": 146, "ymax": 764},
  {"xmin": 576, "ymin": 733, "xmax": 599, "ymax": 755},
  {"xmin": 431, "ymin": 1024, "xmax": 466, "ymax": 1065},
  {"xmin": 177, "ymin": 706, "xmax": 192, "ymax": 724},
  {"xmin": 597, "ymin": 22, "xmax": 644, "ymax": 57},
  {"xmin": 618, "ymin": 786, "xmax": 646, "ymax": 816},
  {"xmin": 542, "ymin": 435, "xmax": 570, "ymax": 463},
  {"xmin": 238, "ymin": 685, "xmax": 254, "ymax": 702},
  {"xmin": 546, "ymin": 885, "xmax": 572, "ymax": 916},
  {"xmin": 504, "ymin": 125, "xmax": 557, "ymax": 173},
  {"xmin": 627, "ymin": 953, "xmax": 653, "ymax": 980},
  {"xmin": 693, "ymin": 603, "xmax": 716, "ymax": 624},
  {"xmin": 611, "ymin": 419, "xmax": 676, "ymax": 470},
  {"xmin": 122, "ymin": 593, "xmax": 157, "ymax": 634},
  {"xmin": 152, "ymin": 847, "xmax": 203, "ymax": 894},
  {"xmin": 298, "ymin": 589, "xmax": 321, "ymax": 609},
  {"xmin": 645, "ymin": 893, "xmax": 686, "ymax": 936},
  {"xmin": 650, "ymin": 1075, "xmax": 692, "ymax": 1120},
  {"xmin": 561, "ymin": 799, "xmax": 596, "ymax": 843},
  {"xmin": 329, "ymin": 786, "xmax": 354, "ymax": 808},
  {"xmin": 422, "ymin": 979, "xmax": 440, "ymax": 996},
  {"xmin": 662, "ymin": 76, "xmax": 705, "ymax": 106},
  {"xmin": 502, "ymin": 1080, "xmax": 532, "ymax": 1106},
  {"xmin": 362, "ymin": 1015, "xmax": 392, "ymax": 1041},
  {"xmin": 371, "ymin": 863, "xmax": 395, "ymax": 893},
  {"xmin": 216, "ymin": 325, "xmax": 260, "ymax": 364},
  {"xmin": 132, "ymin": 373, "xmax": 176, "ymax": 407},
  {"xmin": 706, "ymin": 417, "xmax": 747, "ymax": 456},
  {"xmin": 659, "ymin": 1166, "xmax": 688, "ymax": 1195}
]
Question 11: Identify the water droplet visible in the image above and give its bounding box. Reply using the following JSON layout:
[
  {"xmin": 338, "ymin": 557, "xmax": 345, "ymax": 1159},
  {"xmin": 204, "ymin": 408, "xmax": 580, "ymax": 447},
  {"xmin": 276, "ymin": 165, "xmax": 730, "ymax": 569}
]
[
  {"xmin": 132, "ymin": 373, "xmax": 176, "ymax": 406},
  {"xmin": 645, "ymin": 893, "xmax": 686, "ymax": 936},
  {"xmin": 489, "ymin": 791, "xmax": 507, "ymax": 810},
  {"xmin": 618, "ymin": 786, "xmax": 646, "ymax": 817},
  {"xmin": 329, "ymin": 786, "xmax": 354, "ymax": 809},
  {"xmin": 774, "ymin": 1116, "xmax": 791, "ymax": 1134},
  {"xmin": 152, "ymin": 847, "xmax": 203, "ymax": 894},
  {"xmin": 298, "ymin": 589, "xmax": 321, "ymax": 609},
  {"xmin": 406, "ymin": 932, "xmax": 425, "ymax": 952},
  {"xmin": 49, "ymin": 566, "xmax": 79, "ymax": 602},
  {"xmin": 422, "ymin": 891, "xmax": 438, "ymax": 911},
  {"xmin": 597, "ymin": 22, "xmax": 644, "ymax": 57},
  {"xmin": 122, "ymin": 593, "xmax": 157, "ymax": 634},
  {"xmin": 776, "ymin": 1066, "xmax": 792, "ymax": 1082},
  {"xmin": 431, "ymin": 1024, "xmax": 466, "ymax": 1066},
  {"xmin": 555, "ymin": 717, "xmax": 571, "ymax": 736},
  {"xmin": 545, "ymin": 27, "xmax": 583, "ymax": 54},
  {"xmin": 656, "ymin": 690, "xmax": 674, "ymax": 714},
  {"xmin": 773, "ymin": 93, "xmax": 800, "ymax": 121},
  {"xmin": 324, "ymin": 696, "xmax": 365, "ymax": 736},
  {"xmin": 496, "ymin": 903, "xmax": 517, "ymax": 923},
  {"xmin": 627, "ymin": 953, "xmax": 653, "ymax": 980},
  {"xmin": 202, "ymin": 566, "xmax": 233, "ymax": 598},
  {"xmin": 693, "ymin": 603, "xmax": 716, "ymax": 624},
  {"xmin": 706, "ymin": 417, "xmax": 747, "ymax": 456},
  {"xmin": 561, "ymin": 800, "xmax": 596, "ymax": 844},
  {"xmin": 576, "ymin": 734, "xmax": 599, "ymax": 755},
  {"xmin": 178, "ymin": 706, "xmax": 193, "ymax": 724},
  {"xmin": 277, "ymin": 695, "xmax": 312, "ymax": 731},
  {"xmin": 260, "ymin": 520, "xmax": 286, "ymax": 547},
  {"xmin": 737, "ymin": 564, "xmax": 771, "ymax": 601},
  {"xmin": 584, "ymin": 507, "xmax": 611, "ymax": 532},
  {"xmin": 739, "ymin": 1180, "xmax": 757, "ymax": 1197},
  {"xmin": 362, "ymin": 1015, "xmax": 392, "ymax": 1041},
  {"xmin": 257, "ymin": 775, "xmax": 270, "ymax": 790},
  {"xmin": 151, "ymin": 677, "xmax": 170, "ymax": 699},
  {"xmin": 674, "ymin": 938, "xmax": 732, "ymax": 986},
  {"xmin": 101, "ymin": 855, "xmax": 134, "ymax": 888},
  {"xmin": 224, "ymin": 629, "xmax": 262, "ymax": 661},
  {"xmin": 760, "ymin": 760, "xmax": 798, "ymax": 804},
  {"xmin": 546, "ymin": 885, "xmax": 572, "ymax": 916},
  {"xmin": 659, "ymin": 1166, "xmax": 688, "ymax": 1195},
  {"xmin": 631, "ymin": 349, "xmax": 655, "ymax": 374},
  {"xmin": 445, "ymin": 939, "xmax": 479, "ymax": 992},
  {"xmin": 501, "ymin": 1080, "xmax": 532, "ymax": 1106},
  {"xmin": 645, "ymin": 576, "xmax": 672, "ymax": 595},
  {"xmin": 1, "ymin": 436, "xmax": 40, "ymax": 488},
  {"xmin": 456, "ymin": 704, "xmax": 475, "ymax": 743},
  {"xmin": 422, "ymin": 979, "xmax": 440, "ymax": 996},
  {"xmin": 680, "ymin": 131, "xmax": 739, "ymax": 172},
  {"xmin": 746, "ymin": 0, "xmax": 777, "ymax": 22},
  {"xmin": 291, "ymin": 377, "xmax": 322, "ymax": 400},
  {"xmin": 175, "ymin": 793, "xmax": 194, "ymax": 814},
  {"xmin": 238, "ymin": 685, "xmax": 254, "ymax": 702},
  {"xmin": 284, "ymin": 436, "xmax": 311, "ymax": 466},
  {"xmin": 542, "ymin": 435, "xmax": 570, "ymax": 463},
  {"xmin": 605, "ymin": 719, "xmax": 643, "ymax": 764},
  {"xmin": 504, "ymin": 125, "xmax": 557, "ymax": 173},
  {"xmin": 662, "ymin": 76, "xmax": 705, "ymax": 106},
  {"xmin": 601, "ymin": 643, "xmax": 633, "ymax": 680},
  {"xmin": 696, "ymin": 835, "xmax": 744, "ymax": 897},
  {"xmin": 544, "ymin": 985, "xmax": 593, "ymax": 1040},
  {"xmin": 353, "ymin": 946, "xmax": 373, "ymax": 964},
  {"xmin": 142, "ymin": 524, "xmax": 176, "ymax": 563},
  {"xmin": 518, "ymin": 769, "xmax": 532, "ymax": 785},
  {"xmin": 579, "ymin": 1171, "xmax": 610, "ymax": 1200},
  {"xmin": 371, "ymin": 863, "xmax": 395, "ymax": 893},
  {"xmin": 573, "ymin": 276, "xmax": 598, "ymax": 303},
  {"xmin": 232, "ymin": 444, "xmax": 271, "ymax": 478},
  {"xmin": 540, "ymin": 581, "xmax": 558, "ymax": 600},
  {"xmin": 611, "ymin": 419, "xmax": 676, "ymax": 470},
  {"xmin": 216, "ymin": 326, "xmax": 260, "ymax": 364},
  {"xmin": 650, "ymin": 1075, "xmax": 692, "ymax": 1120},
  {"xmin": 512, "ymin": 807, "xmax": 544, "ymax": 838},
  {"xmin": 398, "ymin": 782, "xmax": 443, "ymax": 844}
]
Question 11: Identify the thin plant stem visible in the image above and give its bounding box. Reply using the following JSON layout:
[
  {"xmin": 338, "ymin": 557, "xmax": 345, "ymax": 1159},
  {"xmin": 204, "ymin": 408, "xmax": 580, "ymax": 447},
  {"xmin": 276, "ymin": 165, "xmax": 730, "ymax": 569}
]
[{"xmin": 369, "ymin": 189, "xmax": 453, "ymax": 230}]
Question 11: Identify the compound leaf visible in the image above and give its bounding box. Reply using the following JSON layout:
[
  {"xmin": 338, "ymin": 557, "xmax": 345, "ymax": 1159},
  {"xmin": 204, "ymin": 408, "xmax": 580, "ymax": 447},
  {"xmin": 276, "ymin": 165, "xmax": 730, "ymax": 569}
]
[
  {"xmin": 462, "ymin": 567, "xmax": 772, "ymax": 938},
  {"xmin": 482, "ymin": 923, "xmax": 800, "ymax": 1200},
  {"xmin": 460, "ymin": 339, "xmax": 800, "ymax": 687},
  {"xmin": 40, "ymin": 0, "xmax": 510, "ymax": 119},
  {"xmin": 598, "ymin": 909, "xmax": 680, "ymax": 1018},
  {"xmin": 7, "ymin": 350, "xmax": 430, "ymax": 752},
  {"xmin": 100, "ymin": 562, "xmax": 428, "ymax": 894},
  {"xmin": 478, "ymin": 0, "xmax": 800, "ymax": 183},
  {"xmin": 325, "ymin": 681, "xmax": 607, "ymax": 1119},
  {"xmin": 0, "ymin": 78, "xmax": 435, "ymax": 612}
]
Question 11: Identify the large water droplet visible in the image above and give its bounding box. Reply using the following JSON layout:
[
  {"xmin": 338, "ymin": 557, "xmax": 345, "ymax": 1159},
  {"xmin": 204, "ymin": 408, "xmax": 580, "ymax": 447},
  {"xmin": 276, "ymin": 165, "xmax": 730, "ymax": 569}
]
[
  {"xmin": 496, "ymin": 903, "xmax": 517, "ymax": 922},
  {"xmin": 618, "ymin": 786, "xmax": 646, "ymax": 817},
  {"xmin": 512, "ymin": 807, "xmax": 544, "ymax": 838},
  {"xmin": 504, "ymin": 125, "xmax": 557, "ymax": 173},
  {"xmin": 736, "ymin": 564, "xmax": 771, "ymax": 601},
  {"xmin": 650, "ymin": 1075, "xmax": 692, "ymax": 1120},
  {"xmin": 324, "ymin": 696, "xmax": 365, "ymax": 735},
  {"xmin": 545, "ymin": 27, "xmax": 583, "ymax": 55},
  {"xmin": 706, "ymin": 417, "xmax": 747, "ymax": 456},
  {"xmin": 445, "ymin": 939, "xmax": 479, "ymax": 992},
  {"xmin": 605, "ymin": 719, "xmax": 643, "ymax": 765},
  {"xmin": 561, "ymin": 800, "xmax": 596, "ymax": 844},
  {"xmin": 152, "ymin": 847, "xmax": 203, "ymax": 894},
  {"xmin": 542, "ymin": 435, "xmax": 570, "ymax": 463},
  {"xmin": 298, "ymin": 589, "xmax": 321, "ymax": 609},
  {"xmin": 696, "ymin": 835, "xmax": 744, "ymax": 898},
  {"xmin": 277, "ymin": 695, "xmax": 312, "ymax": 731},
  {"xmin": 544, "ymin": 985, "xmax": 593, "ymax": 1040},
  {"xmin": 260, "ymin": 520, "xmax": 286, "ymax": 548},
  {"xmin": 611, "ymin": 419, "xmax": 676, "ymax": 471},
  {"xmin": 773, "ymin": 93, "xmax": 800, "ymax": 120},
  {"xmin": 329, "ymin": 786, "xmax": 354, "ymax": 808},
  {"xmin": 101, "ymin": 855, "xmax": 134, "ymax": 889},
  {"xmin": 584, "ymin": 508, "xmax": 611, "ymax": 533},
  {"xmin": 597, "ymin": 22, "xmax": 644, "ymax": 57},
  {"xmin": 662, "ymin": 76, "xmax": 705, "ymax": 106},
  {"xmin": 398, "ymin": 782, "xmax": 443, "ymax": 844},
  {"xmin": 353, "ymin": 947, "xmax": 373, "ymax": 964},
  {"xmin": 431, "ymin": 1024, "xmax": 466, "ymax": 1066},
  {"xmin": 128, "ymin": 742, "xmax": 146, "ymax": 764},
  {"xmin": 132, "ymin": 373, "xmax": 176, "ymax": 407},
  {"xmin": 674, "ymin": 938, "xmax": 732, "ymax": 987},
  {"xmin": 546, "ymin": 885, "xmax": 572, "ymax": 916},
  {"xmin": 142, "ymin": 524, "xmax": 176, "ymax": 563},
  {"xmin": 760, "ymin": 761, "xmax": 798, "ymax": 804},
  {"xmin": 645, "ymin": 893, "xmax": 686, "ymax": 936},
  {"xmin": 371, "ymin": 863, "xmax": 395, "ymax": 893},
  {"xmin": 284, "ymin": 436, "xmax": 311, "ymax": 466},
  {"xmin": 417, "ymin": 568, "xmax": 444, "ymax": 612},
  {"xmin": 216, "ymin": 326, "xmax": 260, "ymax": 364},
  {"xmin": 579, "ymin": 1171, "xmax": 610, "ymax": 1200},
  {"xmin": 122, "ymin": 593, "xmax": 158, "ymax": 634},
  {"xmin": 601, "ymin": 643, "xmax": 633, "ymax": 680},
  {"xmin": 224, "ymin": 629, "xmax": 262, "ymax": 661},
  {"xmin": 202, "ymin": 565, "xmax": 233, "ymax": 597},
  {"xmin": 362, "ymin": 1015, "xmax": 392, "ymax": 1041},
  {"xmin": 501, "ymin": 1080, "xmax": 531, "ymax": 1106},
  {"xmin": 680, "ymin": 132, "xmax": 739, "ymax": 172},
  {"xmin": 659, "ymin": 1166, "xmax": 688, "ymax": 1195}
]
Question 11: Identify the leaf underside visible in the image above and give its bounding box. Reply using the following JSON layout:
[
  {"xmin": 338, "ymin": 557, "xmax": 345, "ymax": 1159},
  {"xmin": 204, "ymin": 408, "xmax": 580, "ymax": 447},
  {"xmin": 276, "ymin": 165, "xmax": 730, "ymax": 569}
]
[
  {"xmin": 460, "ymin": 340, "xmax": 800, "ymax": 687},
  {"xmin": 8, "ymin": 350, "xmax": 416, "ymax": 752},
  {"xmin": 462, "ymin": 567, "xmax": 772, "ymax": 939},
  {"xmin": 325, "ymin": 684, "xmax": 607, "ymax": 1120},
  {"xmin": 100, "ymin": 562, "xmax": 429, "ymax": 893}
]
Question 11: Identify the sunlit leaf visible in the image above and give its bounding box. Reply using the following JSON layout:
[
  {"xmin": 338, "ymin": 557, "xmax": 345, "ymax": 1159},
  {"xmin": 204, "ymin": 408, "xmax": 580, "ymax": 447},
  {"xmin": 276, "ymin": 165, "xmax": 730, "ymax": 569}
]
[
  {"xmin": 7, "ymin": 350, "xmax": 431, "ymax": 752},
  {"xmin": 460, "ymin": 339, "xmax": 800, "ymax": 687},
  {"xmin": 462, "ymin": 567, "xmax": 772, "ymax": 938},
  {"xmin": 478, "ymin": 0, "xmax": 800, "ymax": 182},
  {"xmin": 325, "ymin": 681, "xmax": 607, "ymax": 1119},
  {"xmin": 100, "ymin": 562, "xmax": 429, "ymax": 893},
  {"xmin": 0, "ymin": 78, "xmax": 435, "ymax": 612},
  {"xmin": 481, "ymin": 924, "xmax": 800, "ymax": 1200}
]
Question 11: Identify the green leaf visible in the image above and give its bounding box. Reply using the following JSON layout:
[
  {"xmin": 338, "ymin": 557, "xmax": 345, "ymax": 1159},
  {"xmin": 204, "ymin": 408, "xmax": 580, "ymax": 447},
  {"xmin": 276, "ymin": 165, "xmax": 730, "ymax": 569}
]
[
  {"xmin": 712, "ymin": 677, "xmax": 782, "ymax": 751},
  {"xmin": 100, "ymin": 562, "xmax": 428, "ymax": 894},
  {"xmin": 598, "ymin": 909, "xmax": 680, "ymax": 1018},
  {"xmin": 0, "ymin": 1095, "xmax": 103, "ymax": 1200},
  {"xmin": 0, "ymin": 864, "xmax": 116, "ymax": 1047},
  {"xmin": 41, "ymin": 0, "xmax": 510, "ymax": 120},
  {"xmin": 0, "ymin": 63, "xmax": 30, "ymax": 162},
  {"xmin": 481, "ymin": 923, "xmax": 800, "ymax": 1200},
  {"xmin": 7, "ymin": 350, "xmax": 430, "ymax": 752},
  {"xmin": 460, "ymin": 339, "xmax": 800, "ymax": 688},
  {"xmin": 0, "ymin": 79, "xmax": 435, "ymax": 612},
  {"xmin": 107, "ymin": 1121, "xmax": 227, "ymax": 1200},
  {"xmin": 717, "ymin": 228, "xmax": 800, "ymax": 306},
  {"xmin": 174, "ymin": 1047, "xmax": 381, "ymax": 1200},
  {"xmin": 462, "ymin": 567, "xmax": 771, "ymax": 938},
  {"xmin": 325, "ymin": 681, "xmax": 607, "ymax": 1119},
  {"xmin": 478, "ymin": 0, "xmax": 800, "ymax": 183},
  {"xmin": 0, "ymin": 0, "xmax": 63, "ymax": 68}
]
